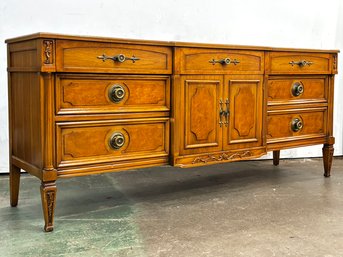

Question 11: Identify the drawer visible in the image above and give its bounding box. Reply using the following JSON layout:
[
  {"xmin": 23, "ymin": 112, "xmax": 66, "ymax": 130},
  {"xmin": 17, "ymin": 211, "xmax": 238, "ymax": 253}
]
[
  {"xmin": 56, "ymin": 75, "xmax": 170, "ymax": 115},
  {"xmin": 176, "ymin": 48, "xmax": 264, "ymax": 74},
  {"xmin": 267, "ymin": 76, "xmax": 328, "ymax": 105},
  {"xmin": 56, "ymin": 118, "xmax": 169, "ymax": 167},
  {"xmin": 267, "ymin": 108, "xmax": 327, "ymax": 143},
  {"xmin": 267, "ymin": 52, "xmax": 332, "ymax": 74},
  {"xmin": 56, "ymin": 40, "xmax": 172, "ymax": 74}
]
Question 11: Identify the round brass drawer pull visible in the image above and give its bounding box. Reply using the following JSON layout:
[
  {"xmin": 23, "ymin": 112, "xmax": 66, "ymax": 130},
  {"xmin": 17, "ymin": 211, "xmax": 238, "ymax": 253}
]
[
  {"xmin": 109, "ymin": 84, "xmax": 126, "ymax": 103},
  {"xmin": 292, "ymin": 82, "xmax": 304, "ymax": 97},
  {"xmin": 109, "ymin": 132, "xmax": 125, "ymax": 149},
  {"xmin": 291, "ymin": 118, "xmax": 303, "ymax": 132}
]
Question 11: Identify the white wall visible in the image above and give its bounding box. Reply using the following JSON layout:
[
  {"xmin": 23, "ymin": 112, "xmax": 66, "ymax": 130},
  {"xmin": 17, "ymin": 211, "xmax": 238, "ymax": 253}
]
[{"xmin": 0, "ymin": 0, "xmax": 342, "ymax": 172}]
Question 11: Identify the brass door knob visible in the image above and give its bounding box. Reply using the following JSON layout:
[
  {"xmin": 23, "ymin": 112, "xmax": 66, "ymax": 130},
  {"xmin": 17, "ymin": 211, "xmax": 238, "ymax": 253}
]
[
  {"xmin": 109, "ymin": 85, "xmax": 126, "ymax": 103},
  {"xmin": 291, "ymin": 118, "xmax": 303, "ymax": 132},
  {"xmin": 109, "ymin": 132, "xmax": 125, "ymax": 149},
  {"xmin": 292, "ymin": 82, "xmax": 304, "ymax": 96}
]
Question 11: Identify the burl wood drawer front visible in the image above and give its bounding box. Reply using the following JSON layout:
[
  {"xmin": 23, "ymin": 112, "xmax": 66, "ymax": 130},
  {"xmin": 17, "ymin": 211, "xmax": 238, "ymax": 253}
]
[
  {"xmin": 267, "ymin": 108, "xmax": 327, "ymax": 143},
  {"xmin": 56, "ymin": 75, "xmax": 170, "ymax": 115},
  {"xmin": 56, "ymin": 118, "xmax": 169, "ymax": 167},
  {"xmin": 267, "ymin": 76, "xmax": 328, "ymax": 106},
  {"xmin": 56, "ymin": 40, "xmax": 172, "ymax": 74},
  {"xmin": 176, "ymin": 48, "xmax": 264, "ymax": 74},
  {"xmin": 267, "ymin": 52, "xmax": 332, "ymax": 74}
]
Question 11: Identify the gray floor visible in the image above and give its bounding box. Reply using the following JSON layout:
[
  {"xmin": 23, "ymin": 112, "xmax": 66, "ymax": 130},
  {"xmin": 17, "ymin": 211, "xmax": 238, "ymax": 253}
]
[{"xmin": 1, "ymin": 158, "xmax": 343, "ymax": 257}]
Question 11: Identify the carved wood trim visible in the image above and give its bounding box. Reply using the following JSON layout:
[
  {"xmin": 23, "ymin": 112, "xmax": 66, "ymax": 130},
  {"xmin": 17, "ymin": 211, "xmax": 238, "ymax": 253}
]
[
  {"xmin": 43, "ymin": 40, "xmax": 53, "ymax": 64},
  {"xmin": 192, "ymin": 151, "xmax": 252, "ymax": 164},
  {"xmin": 46, "ymin": 190, "xmax": 55, "ymax": 226},
  {"xmin": 40, "ymin": 181, "xmax": 57, "ymax": 232},
  {"xmin": 333, "ymin": 54, "xmax": 337, "ymax": 73}
]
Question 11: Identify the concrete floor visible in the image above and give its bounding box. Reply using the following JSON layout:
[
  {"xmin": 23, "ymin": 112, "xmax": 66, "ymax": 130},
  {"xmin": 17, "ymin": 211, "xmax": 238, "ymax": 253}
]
[{"xmin": 0, "ymin": 158, "xmax": 343, "ymax": 257}]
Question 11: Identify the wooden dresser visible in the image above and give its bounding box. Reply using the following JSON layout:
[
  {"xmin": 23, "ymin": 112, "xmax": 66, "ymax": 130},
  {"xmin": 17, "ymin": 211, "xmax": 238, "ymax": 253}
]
[{"xmin": 6, "ymin": 33, "xmax": 338, "ymax": 231}]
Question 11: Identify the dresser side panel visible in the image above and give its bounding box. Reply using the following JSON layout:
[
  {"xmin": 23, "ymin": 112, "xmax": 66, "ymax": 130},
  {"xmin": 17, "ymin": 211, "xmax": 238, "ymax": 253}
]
[{"xmin": 10, "ymin": 72, "xmax": 43, "ymax": 169}]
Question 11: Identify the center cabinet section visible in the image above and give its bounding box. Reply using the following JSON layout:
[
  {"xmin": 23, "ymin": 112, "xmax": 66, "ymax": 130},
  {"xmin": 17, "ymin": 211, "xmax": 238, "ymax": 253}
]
[
  {"xmin": 178, "ymin": 75, "xmax": 264, "ymax": 158},
  {"xmin": 172, "ymin": 47, "xmax": 266, "ymax": 167}
]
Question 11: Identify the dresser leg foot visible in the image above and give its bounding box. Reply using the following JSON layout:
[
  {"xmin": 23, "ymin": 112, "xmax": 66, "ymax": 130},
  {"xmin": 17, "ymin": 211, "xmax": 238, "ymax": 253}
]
[
  {"xmin": 323, "ymin": 144, "xmax": 334, "ymax": 177},
  {"xmin": 273, "ymin": 150, "xmax": 280, "ymax": 166},
  {"xmin": 40, "ymin": 181, "xmax": 57, "ymax": 232},
  {"xmin": 10, "ymin": 164, "xmax": 21, "ymax": 207}
]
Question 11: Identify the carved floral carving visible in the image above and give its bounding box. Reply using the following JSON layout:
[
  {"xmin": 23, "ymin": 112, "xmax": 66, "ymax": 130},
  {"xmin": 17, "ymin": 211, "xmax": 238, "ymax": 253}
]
[
  {"xmin": 43, "ymin": 40, "xmax": 53, "ymax": 64},
  {"xmin": 192, "ymin": 151, "xmax": 252, "ymax": 164},
  {"xmin": 46, "ymin": 190, "xmax": 55, "ymax": 226},
  {"xmin": 333, "ymin": 55, "xmax": 337, "ymax": 72}
]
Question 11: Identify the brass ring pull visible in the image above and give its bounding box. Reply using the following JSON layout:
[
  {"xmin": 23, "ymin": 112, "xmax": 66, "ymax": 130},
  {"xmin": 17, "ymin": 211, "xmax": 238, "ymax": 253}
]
[
  {"xmin": 97, "ymin": 53, "xmax": 140, "ymax": 63},
  {"xmin": 209, "ymin": 58, "xmax": 240, "ymax": 65},
  {"xmin": 289, "ymin": 60, "xmax": 313, "ymax": 67},
  {"xmin": 109, "ymin": 132, "xmax": 125, "ymax": 149},
  {"xmin": 292, "ymin": 82, "xmax": 304, "ymax": 97},
  {"xmin": 291, "ymin": 118, "xmax": 303, "ymax": 132},
  {"xmin": 109, "ymin": 84, "xmax": 126, "ymax": 103}
]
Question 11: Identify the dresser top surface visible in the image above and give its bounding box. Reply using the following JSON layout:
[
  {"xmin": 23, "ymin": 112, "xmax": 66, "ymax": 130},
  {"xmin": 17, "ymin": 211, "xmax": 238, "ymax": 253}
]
[{"xmin": 5, "ymin": 32, "xmax": 339, "ymax": 53}]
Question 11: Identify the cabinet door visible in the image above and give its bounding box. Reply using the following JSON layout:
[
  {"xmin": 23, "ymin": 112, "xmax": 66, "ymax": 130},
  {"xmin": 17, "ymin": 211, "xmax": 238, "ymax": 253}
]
[
  {"xmin": 223, "ymin": 75, "xmax": 263, "ymax": 150},
  {"xmin": 180, "ymin": 75, "xmax": 223, "ymax": 154}
]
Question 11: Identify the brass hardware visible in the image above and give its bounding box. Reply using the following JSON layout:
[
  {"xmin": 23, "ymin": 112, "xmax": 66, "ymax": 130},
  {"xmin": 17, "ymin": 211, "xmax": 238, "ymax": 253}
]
[
  {"xmin": 224, "ymin": 99, "xmax": 229, "ymax": 126},
  {"xmin": 219, "ymin": 99, "xmax": 230, "ymax": 127},
  {"xmin": 289, "ymin": 60, "xmax": 313, "ymax": 67},
  {"xmin": 219, "ymin": 99, "xmax": 224, "ymax": 127},
  {"xmin": 97, "ymin": 53, "xmax": 140, "ymax": 63},
  {"xmin": 291, "ymin": 81, "xmax": 304, "ymax": 97},
  {"xmin": 109, "ymin": 84, "xmax": 126, "ymax": 103},
  {"xmin": 291, "ymin": 118, "xmax": 303, "ymax": 132},
  {"xmin": 209, "ymin": 58, "xmax": 240, "ymax": 65},
  {"xmin": 109, "ymin": 132, "xmax": 125, "ymax": 149}
]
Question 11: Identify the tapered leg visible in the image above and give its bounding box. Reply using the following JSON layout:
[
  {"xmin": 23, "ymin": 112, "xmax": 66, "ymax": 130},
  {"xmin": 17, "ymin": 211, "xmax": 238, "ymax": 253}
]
[
  {"xmin": 273, "ymin": 150, "xmax": 280, "ymax": 166},
  {"xmin": 323, "ymin": 144, "xmax": 334, "ymax": 177},
  {"xmin": 10, "ymin": 164, "xmax": 21, "ymax": 207},
  {"xmin": 40, "ymin": 181, "xmax": 57, "ymax": 232}
]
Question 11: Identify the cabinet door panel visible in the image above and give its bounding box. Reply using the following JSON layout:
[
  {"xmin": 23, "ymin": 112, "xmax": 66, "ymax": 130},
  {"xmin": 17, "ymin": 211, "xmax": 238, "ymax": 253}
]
[
  {"xmin": 224, "ymin": 75, "xmax": 263, "ymax": 150},
  {"xmin": 181, "ymin": 76, "xmax": 223, "ymax": 154}
]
